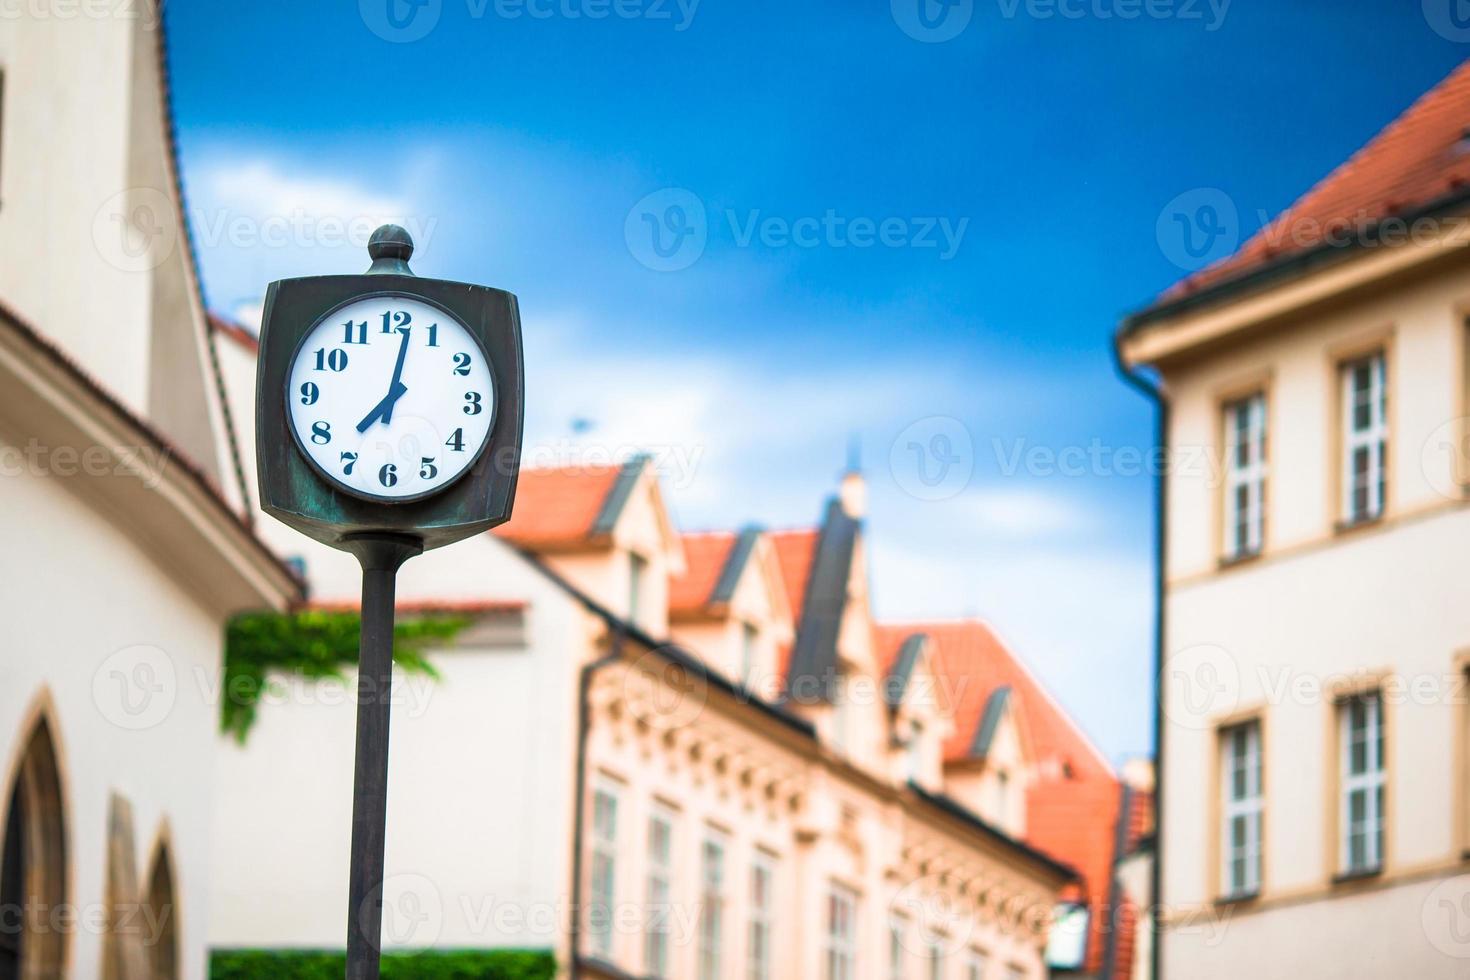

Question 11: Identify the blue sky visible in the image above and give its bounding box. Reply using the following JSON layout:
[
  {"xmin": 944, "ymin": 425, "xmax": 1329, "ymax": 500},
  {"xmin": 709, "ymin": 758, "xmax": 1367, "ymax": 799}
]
[{"xmin": 166, "ymin": 1, "xmax": 1470, "ymax": 763}]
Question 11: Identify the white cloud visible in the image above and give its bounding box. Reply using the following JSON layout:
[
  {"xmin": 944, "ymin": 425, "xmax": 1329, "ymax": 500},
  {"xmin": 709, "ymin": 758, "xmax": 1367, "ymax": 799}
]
[{"xmin": 954, "ymin": 486, "xmax": 1094, "ymax": 537}]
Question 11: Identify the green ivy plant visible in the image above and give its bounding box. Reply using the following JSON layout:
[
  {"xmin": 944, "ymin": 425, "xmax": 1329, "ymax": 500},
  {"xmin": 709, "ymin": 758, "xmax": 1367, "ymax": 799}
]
[
  {"xmin": 221, "ymin": 610, "xmax": 470, "ymax": 743},
  {"xmin": 210, "ymin": 948, "xmax": 555, "ymax": 980}
]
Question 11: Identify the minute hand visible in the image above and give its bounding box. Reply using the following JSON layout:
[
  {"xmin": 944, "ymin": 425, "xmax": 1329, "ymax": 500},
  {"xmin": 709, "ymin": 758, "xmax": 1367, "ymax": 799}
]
[{"xmin": 355, "ymin": 327, "xmax": 411, "ymax": 433}]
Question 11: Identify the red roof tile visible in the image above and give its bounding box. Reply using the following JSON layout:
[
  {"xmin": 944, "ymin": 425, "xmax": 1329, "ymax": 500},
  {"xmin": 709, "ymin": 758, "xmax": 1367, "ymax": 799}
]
[
  {"xmin": 1159, "ymin": 58, "xmax": 1470, "ymax": 304},
  {"xmin": 493, "ymin": 464, "xmax": 621, "ymax": 548},
  {"xmin": 896, "ymin": 619, "xmax": 1120, "ymax": 974},
  {"xmin": 770, "ymin": 529, "xmax": 818, "ymax": 623},
  {"xmin": 669, "ymin": 531, "xmax": 738, "ymax": 615}
]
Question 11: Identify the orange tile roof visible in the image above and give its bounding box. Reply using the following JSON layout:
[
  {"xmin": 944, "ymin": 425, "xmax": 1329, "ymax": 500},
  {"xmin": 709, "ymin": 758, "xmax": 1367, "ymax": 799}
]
[
  {"xmin": 1159, "ymin": 58, "xmax": 1470, "ymax": 305},
  {"xmin": 896, "ymin": 619, "xmax": 1120, "ymax": 974},
  {"xmin": 493, "ymin": 464, "xmax": 622, "ymax": 548},
  {"xmin": 669, "ymin": 531, "xmax": 738, "ymax": 615},
  {"xmin": 769, "ymin": 528, "xmax": 818, "ymax": 625},
  {"xmin": 769, "ymin": 529, "xmax": 819, "ymax": 678}
]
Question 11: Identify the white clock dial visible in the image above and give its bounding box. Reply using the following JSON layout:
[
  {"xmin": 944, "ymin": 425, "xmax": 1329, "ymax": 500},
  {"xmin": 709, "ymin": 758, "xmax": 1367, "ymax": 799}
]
[{"xmin": 286, "ymin": 295, "xmax": 495, "ymax": 501}]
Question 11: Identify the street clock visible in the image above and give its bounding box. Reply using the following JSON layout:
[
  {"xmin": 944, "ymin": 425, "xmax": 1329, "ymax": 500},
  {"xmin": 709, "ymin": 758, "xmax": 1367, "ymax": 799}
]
[{"xmin": 254, "ymin": 225, "xmax": 524, "ymax": 980}]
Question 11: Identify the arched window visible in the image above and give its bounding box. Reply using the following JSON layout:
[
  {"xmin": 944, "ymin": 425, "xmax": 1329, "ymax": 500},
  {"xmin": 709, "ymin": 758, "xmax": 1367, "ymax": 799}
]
[
  {"xmin": 0, "ymin": 717, "xmax": 68, "ymax": 980},
  {"xmin": 143, "ymin": 843, "xmax": 178, "ymax": 980}
]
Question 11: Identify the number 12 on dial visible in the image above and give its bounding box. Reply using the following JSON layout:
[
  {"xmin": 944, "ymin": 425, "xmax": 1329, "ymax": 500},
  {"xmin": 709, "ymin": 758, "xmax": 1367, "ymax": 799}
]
[{"xmin": 286, "ymin": 295, "xmax": 495, "ymax": 502}]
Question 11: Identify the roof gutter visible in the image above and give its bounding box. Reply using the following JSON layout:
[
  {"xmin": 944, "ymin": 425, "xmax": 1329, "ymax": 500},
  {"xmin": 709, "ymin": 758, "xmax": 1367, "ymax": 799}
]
[
  {"xmin": 1110, "ymin": 330, "xmax": 1165, "ymax": 980},
  {"xmin": 1120, "ymin": 185, "xmax": 1470, "ymax": 336}
]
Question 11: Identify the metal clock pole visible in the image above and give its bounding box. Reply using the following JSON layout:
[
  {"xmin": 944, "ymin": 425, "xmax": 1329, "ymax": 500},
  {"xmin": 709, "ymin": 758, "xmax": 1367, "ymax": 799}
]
[{"xmin": 343, "ymin": 533, "xmax": 422, "ymax": 980}]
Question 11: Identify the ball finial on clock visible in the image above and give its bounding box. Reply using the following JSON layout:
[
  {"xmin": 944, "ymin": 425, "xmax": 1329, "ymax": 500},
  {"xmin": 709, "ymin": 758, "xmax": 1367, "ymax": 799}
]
[{"xmin": 366, "ymin": 224, "xmax": 415, "ymax": 276}]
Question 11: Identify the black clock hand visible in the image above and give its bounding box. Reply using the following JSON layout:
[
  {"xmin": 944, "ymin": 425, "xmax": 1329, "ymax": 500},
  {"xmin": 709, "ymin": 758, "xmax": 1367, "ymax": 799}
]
[
  {"xmin": 380, "ymin": 327, "xmax": 412, "ymax": 424},
  {"xmin": 355, "ymin": 328, "xmax": 412, "ymax": 433}
]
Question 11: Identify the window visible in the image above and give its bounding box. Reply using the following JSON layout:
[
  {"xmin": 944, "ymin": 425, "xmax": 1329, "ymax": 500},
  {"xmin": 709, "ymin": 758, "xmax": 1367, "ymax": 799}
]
[
  {"xmin": 1339, "ymin": 692, "xmax": 1385, "ymax": 875},
  {"xmin": 887, "ymin": 915, "xmax": 906, "ymax": 980},
  {"xmin": 629, "ymin": 552, "xmax": 648, "ymax": 621},
  {"xmin": 698, "ymin": 832, "xmax": 726, "ymax": 980},
  {"xmin": 824, "ymin": 884, "xmax": 858, "ymax": 980},
  {"xmin": 1004, "ymin": 967, "xmax": 1026, "ymax": 980},
  {"xmin": 1220, "ymin": 720, "xmax": 1263, "ymax": 897},
  {"xmin": 1341, "ymin": 352, "xmax": 1387, "ymax": 524},
  {"xmin": 741, "ymin": 621, "xmax": 759, "ymax": 686},
  {"xmin": 588, "ymin": 782, "xmax": 620, "ymax": 958},
  {"xmin": 927, "ymin": 941, "xmax": 945, "ymax": 980},
  {"xmin": 1223, "ymin": 392, "xmax": 1267, "ymax": 558},
  {"xmin": 965, "ymin": 948, "xmax": 989, "ymax": 980},
  {"xmin": 992, "ymin": 769, "xmax": 1010, "ymax": 825},
  {"xmin": 906, "ymin": 721, "xmax": 925, "ymax": 782},
  {"xmin": 748, "ymin": 852, "xmax": 775, "ymax": 980},
  {"xmin": 644, "ymin": 806, "xmax": 675, "ymax": 977}
]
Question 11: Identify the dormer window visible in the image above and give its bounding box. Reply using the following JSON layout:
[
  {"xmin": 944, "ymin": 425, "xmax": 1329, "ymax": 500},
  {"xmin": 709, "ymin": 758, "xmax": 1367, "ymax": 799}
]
[
  {"xmin": 628, "ymin": 551, "xmax": 647, "ymax": 623},
  {"xmin": 741, "ymin": 621, "xmax": 759, "ymax": 686},
  {"xmin": 906, "ymin": 721, "xmax": 925, "ymax": 782}
]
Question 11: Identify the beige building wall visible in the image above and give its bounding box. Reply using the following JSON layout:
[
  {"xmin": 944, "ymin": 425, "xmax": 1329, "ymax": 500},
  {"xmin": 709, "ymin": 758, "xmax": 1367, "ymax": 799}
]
[{"xmin": 1135, "ymin": 250, "xmax": 1470, "ymax": 979}]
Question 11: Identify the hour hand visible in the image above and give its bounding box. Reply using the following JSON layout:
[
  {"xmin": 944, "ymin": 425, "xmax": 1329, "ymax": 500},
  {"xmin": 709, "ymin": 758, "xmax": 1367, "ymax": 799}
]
[{"xmin": 355, "ymin": 381, "xmax": 408, "ymax": 433}]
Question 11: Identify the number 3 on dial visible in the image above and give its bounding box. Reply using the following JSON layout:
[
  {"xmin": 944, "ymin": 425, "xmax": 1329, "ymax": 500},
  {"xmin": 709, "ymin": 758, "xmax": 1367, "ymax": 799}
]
[{"xmin": 285, "ymin": 294, "xmax": 495, "ymax": 502}]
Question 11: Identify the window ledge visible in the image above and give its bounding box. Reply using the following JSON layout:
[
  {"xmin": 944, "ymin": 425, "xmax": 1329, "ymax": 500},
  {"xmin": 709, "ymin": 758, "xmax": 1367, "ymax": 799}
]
[
  {"xmin": 1214, "ymin": 890, "xmax": 1260, "ymax": 907},
  {"xmin": 1217, "ymin": 549, "xmax": 1262, "ymax": 570},
  {"xmin": 1333, "ymin": 514, "xmax": 1384, "ymax": 536},
  {"xmin": 1331, "ymin": 866, "xmax": 1383, "ymax": 886}
]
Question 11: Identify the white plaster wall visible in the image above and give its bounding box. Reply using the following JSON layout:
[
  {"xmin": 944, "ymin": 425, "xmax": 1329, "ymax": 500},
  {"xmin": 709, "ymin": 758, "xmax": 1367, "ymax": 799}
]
[
  {"xmin": 207, "ymin": 545, "xmax": 591, "ymax": 958},
  {"xmin": 0, "ymin": 459, "xmax": 227, "ymax": 980}
]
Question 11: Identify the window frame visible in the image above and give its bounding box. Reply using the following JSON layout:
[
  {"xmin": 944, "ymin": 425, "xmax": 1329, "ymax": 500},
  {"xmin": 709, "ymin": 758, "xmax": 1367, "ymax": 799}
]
[
  {"xmin": 1339, "ymin": 350, "xmax": 1388, "ymax": 526},
  {"xmin": 1218, "ymin": 719, "xmax": 1263, "ymax": 899},
  {"xmin": 697, "ymin": 828, "xmax": 727, "ymax": 980},
  {"xmin": 887, "ymin": 914, "xmax": 907, "ymax": 980},
  {"xmin": 587, "ymin": 778, "xmax": 621, "ymax": 958},
  {"xmin": 644, "ymin": 803, "xmax": 676, "ymax": 978},
  {"xmin": 824, "ymin": 883, "xmax": 859, "ymax": 980},
  {"xmin": 1222, "ymin": 390, "xmax": 1267, "ymax": 560},
  {"xmin": 748, "ymin": 850, "xmax": 776, "ymax": 980},
  {"xmin": 965, "ymin": 947, "xmax": 989, "ymax": 980},
  {"xmin": 1337, "ymin": 691, "xmax": 1386, "ymax": 877}
]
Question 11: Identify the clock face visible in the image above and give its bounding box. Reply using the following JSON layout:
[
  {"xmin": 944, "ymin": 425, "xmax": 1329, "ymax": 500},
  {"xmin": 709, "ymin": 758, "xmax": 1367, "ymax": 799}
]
[{"xmin": 286, "ymin": 295, "xmax": 495, "ymax": 502}]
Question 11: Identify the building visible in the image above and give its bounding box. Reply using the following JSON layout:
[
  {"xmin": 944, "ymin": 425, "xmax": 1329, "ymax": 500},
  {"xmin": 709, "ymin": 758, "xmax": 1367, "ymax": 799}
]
[
  {"xmin": 1118, "ymin": 58, "xmax": 1470, "ymax": 980},
  {"xmin": 0, "ymin": 9, "xmax": 299, "ymax": 980},
  {"xmin": 204, "ymin": 329, "xmax": 1087, "ymax": 976}
]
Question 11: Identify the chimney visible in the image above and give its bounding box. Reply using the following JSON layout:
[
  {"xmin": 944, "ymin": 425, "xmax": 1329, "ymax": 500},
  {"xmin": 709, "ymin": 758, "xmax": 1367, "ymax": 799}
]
[{"xmin": 839, "ymin": 435, "xmax": 866, "ymax": 518}]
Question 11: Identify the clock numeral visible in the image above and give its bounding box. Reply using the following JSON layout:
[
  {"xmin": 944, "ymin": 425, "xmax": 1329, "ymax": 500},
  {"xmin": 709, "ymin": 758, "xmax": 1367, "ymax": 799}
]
[
  {"xmin": 426, "ymin": 323, "xmax": 439, "ymax": 347},
  {"xmin": 380, "ymin": 310, "xmax": 412, "ymax": 334},
  {"xmin": 342, "ymin": 319, "xmax": 368, "ymax": 345},
  {"xmin": 378, "ymin": 463, "xmax": 398, "ymax": 488},
  {"xmin": 446, "ymin": 428, "xmax": 465, "ymax": 452},
  {"xmin": 463, "ymin": 391, "xmax": 483, "ymax": 415},
  {"xmin": 340, "ymin": 451, "xmax": 358, "ymax": 475},
  {"xmin": 313, "ymin": 348, "xmax": 349, "ymax": 372},
  {"xmin": 300, "ymin": 382, "xmax": 319, "ymax": 406},
  {"xmin": 419, "ymin": 457, "xmax": 438, "ymax": 479},
  {"xmin": 452, "ymin": 352, "xmax": 472, "ymax": 376},
  {"xmin": 310, "ymin": 421, "xmax": 332, "ymax": 445}
]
